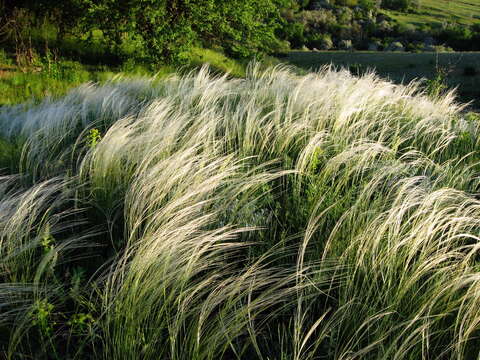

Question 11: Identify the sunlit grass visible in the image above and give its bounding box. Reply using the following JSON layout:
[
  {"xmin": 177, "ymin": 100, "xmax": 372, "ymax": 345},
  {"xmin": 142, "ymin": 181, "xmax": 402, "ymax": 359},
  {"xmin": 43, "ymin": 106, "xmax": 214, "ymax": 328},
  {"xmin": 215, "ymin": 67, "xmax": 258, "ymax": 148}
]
[{"xmin": 0, "ymin": 64, "xmax": 479, "ymax": 359}]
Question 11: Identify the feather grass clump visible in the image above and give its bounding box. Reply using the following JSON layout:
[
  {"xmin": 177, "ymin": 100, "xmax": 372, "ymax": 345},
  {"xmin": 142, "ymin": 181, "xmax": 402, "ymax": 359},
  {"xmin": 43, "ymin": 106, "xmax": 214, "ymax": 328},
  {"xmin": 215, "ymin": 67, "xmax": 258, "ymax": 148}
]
[{"xmin": 0, "ymin": 64, "xmax": 479, "ymax": 359}]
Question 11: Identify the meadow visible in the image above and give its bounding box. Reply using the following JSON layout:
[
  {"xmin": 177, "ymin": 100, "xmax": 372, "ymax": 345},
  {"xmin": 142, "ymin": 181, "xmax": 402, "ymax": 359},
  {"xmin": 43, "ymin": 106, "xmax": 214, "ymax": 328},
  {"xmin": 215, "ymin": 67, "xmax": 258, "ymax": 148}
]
[
  {"xmin": 0, "ymin": 47, "xmax": 250, "ymax": 107},
  {"xmin": 286, "ymin": 51, "xmax": 480, "ymax": 109},
  {"xmin": 384, "ymin": 0, "xmax": 480, "ymax": 26},
  {"xmin": 0, "ymin": 63, "xmax": 479, "ymax": 359}
]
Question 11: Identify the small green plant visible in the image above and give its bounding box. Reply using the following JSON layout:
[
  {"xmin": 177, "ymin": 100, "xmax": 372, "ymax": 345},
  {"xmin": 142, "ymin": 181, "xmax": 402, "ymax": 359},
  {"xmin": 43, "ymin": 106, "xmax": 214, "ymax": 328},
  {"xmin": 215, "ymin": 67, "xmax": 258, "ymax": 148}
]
[
  {"xmin": 32, "ymin": 299, "xmax": 55, "ymax": 337},
  {"xmin": 87, "ymin": 128, "xmax": 102, "ymax": 148},
  {"xmin": 68, "ymin": 312, "xmax": 95, "ymax": 335},
  {"xmin": 465, "ymin": 112, "xmax": 480, "ymax": 122},
  {"xmin": 40, "ymin": 223, "xmax": 55, "ymax": 254}
]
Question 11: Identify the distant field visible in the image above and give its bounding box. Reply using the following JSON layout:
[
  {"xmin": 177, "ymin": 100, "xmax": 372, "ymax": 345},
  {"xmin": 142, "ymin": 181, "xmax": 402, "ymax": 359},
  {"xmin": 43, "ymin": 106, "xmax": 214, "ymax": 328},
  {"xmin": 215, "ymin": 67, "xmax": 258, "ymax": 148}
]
[
  {"xmin": 384, "ymin": 0, "xmax": 480, "ymax": 26},
  {"xmin": 286, "ymin": 51, "xmax": 480, "ymax": 108}
]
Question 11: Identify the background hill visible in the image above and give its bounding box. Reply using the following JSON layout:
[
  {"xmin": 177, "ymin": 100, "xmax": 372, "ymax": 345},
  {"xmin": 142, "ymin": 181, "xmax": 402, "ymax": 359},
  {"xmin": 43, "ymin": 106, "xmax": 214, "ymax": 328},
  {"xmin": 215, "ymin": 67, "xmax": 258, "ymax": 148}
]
[{"xmin": 384, "ymin": 0, "xmax": 480, "ymax": 26}]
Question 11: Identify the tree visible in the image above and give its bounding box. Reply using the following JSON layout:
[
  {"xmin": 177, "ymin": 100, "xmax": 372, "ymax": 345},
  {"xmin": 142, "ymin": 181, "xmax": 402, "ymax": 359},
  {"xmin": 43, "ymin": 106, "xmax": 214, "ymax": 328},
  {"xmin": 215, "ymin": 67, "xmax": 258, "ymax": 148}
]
[
  {"xmin": 2, "ymin": 0, "xmax": 288, "ymax": 64},
  {"xmin": 86, "ymin": 0, "xmax": 287, "ymax": 63}
]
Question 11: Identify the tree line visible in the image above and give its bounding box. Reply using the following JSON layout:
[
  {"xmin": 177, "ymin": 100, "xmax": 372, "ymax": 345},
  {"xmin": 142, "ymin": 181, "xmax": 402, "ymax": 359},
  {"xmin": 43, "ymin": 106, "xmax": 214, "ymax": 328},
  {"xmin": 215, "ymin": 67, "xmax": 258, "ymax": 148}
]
[{"xmin": 0, "ymin": 0, "xmax": 290, "ymax": 63}]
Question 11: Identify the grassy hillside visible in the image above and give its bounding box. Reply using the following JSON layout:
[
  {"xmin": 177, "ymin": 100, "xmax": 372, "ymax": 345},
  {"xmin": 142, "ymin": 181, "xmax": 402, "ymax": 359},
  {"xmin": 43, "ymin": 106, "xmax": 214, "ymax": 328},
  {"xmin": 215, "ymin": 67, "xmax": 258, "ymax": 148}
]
[
  {"xmin": 384, "ymin": 0, "xmax": 480, "ymax": 26},
  {"xmin": 286, "ymin": 51, "xmax": 480, "ymax": 108},
  {"xmin": 0, "ymin": 65, "xmax": 479, "ymax": 359}
]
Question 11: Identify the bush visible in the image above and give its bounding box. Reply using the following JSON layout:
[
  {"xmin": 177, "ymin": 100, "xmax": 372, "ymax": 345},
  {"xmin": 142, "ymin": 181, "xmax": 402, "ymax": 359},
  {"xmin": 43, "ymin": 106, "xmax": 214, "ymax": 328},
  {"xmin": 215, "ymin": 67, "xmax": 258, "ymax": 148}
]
[
  {"xmin": 279, "ymin": 22, "xmax": 306, "ymax": 48},
  {"xmin": 436, "ymin": 23, "xmax": 474, "ymax": 50},
  {"xmin": 308, "ymin": 33, "xmax": 334, "ymax": 49},
  {"xmin": 381, "ymin": 0, "xmax": 419, "ymax": 11},
  {"xmin": 359, "ymin": 0, "xmax": 379, "ymax": 11}
]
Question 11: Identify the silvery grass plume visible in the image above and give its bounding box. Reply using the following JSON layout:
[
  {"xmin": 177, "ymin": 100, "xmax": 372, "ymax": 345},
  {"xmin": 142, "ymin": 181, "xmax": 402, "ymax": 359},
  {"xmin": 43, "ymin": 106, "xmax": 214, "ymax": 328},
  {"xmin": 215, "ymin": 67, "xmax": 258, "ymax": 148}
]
[{"xmin": 0, "ymin": 64, "xmax": 479, "ymax": 359}]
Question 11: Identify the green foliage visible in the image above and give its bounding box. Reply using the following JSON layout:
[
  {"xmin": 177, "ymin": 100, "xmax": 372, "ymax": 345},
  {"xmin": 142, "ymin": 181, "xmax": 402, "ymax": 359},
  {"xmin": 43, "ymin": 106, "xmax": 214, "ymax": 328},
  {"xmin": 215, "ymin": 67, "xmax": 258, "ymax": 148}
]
[
  {"xmin": 359, "ymin": 0, "xmax": 378, "ymax": 10},
  {"xmin": 31, "ymin": 299, "xmax": 55, "ymax": 337},
  {"xmin": 67, "ymin": 313, "xmax": 94, "ymax": 335},
  {"xmin": 1, "ymin": 0, "xmax": 286, "ymax": 65},
  {"xmin": 189, "ymin": 47, "xmax": 247, "ymax": 77},
  {"xmin": 381, "ymin": 0, "xmax": 420, "ymax": 11},
  {"xmin": 279, "ymin": 22, "xmax": 306, "ymax": 48},
  {"xmin": 40, "ymin": 223, "xmax": 55, "ymax": 254},
  {"xmin": 81, "ymin": 0, "xmax": 286, "ymax": 63},
  {"xmin": 334, "ymin": 0, "xmax": 359, "ymax": 6},
  {"xmin": 436, "ymin": 22, "xmax": 480, "ymax": 51},
  {"xmin": 0, "ymin": 61, "xmax": 104, "ymax": 106},
  {"xmin": 87, "ymin": 128, "xmax": 102, "ymax": 149},
  {"xmin": 0, "ymin": 49, "xmax": 12, "ymax": 65}
]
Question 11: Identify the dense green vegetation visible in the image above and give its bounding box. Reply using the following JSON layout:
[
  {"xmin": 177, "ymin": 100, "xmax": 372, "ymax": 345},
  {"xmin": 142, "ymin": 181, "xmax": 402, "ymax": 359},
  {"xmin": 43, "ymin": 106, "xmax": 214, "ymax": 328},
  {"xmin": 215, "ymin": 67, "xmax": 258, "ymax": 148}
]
[
  {"xmin": 0, "ymin": 0, "xmax": 288, "ymax": 64},
  {"xmin": 0, "ymin": 0, "xmax": 280, "ymax": 105},
  {"xmin": 3, "ymin": 0, "xmax": 480, "ymax": 70},
  {"xmin": 1, "ymin": 64, "xmax": 480, "ymax": 359},
  {"xmin": 278, "ymin": 0, "xmax": 480, "ymax": 52},
  {"xmin": 0, "ymin": 49, "xmax": 252, "ymax": 106}
]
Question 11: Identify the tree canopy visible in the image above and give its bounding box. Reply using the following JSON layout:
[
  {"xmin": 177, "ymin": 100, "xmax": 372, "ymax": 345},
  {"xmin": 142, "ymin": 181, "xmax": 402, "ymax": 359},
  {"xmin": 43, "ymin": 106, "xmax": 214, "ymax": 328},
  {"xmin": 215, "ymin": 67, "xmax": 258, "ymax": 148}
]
[{"xmin": 1, "ymin": 0, "xmax": 289, "ymax": 63}]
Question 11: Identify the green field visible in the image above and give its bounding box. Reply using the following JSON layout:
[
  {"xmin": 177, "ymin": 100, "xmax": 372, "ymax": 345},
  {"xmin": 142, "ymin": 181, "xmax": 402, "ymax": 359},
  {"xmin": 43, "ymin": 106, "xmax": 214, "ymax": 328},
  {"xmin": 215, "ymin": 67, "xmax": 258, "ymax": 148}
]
[
  {"xmin": 286, "ymin": 51, "xmax": 480, "ymax": 108},
  {"xmin": 384, "ymin": 0, "xmax": 480, "ymax": 26}
]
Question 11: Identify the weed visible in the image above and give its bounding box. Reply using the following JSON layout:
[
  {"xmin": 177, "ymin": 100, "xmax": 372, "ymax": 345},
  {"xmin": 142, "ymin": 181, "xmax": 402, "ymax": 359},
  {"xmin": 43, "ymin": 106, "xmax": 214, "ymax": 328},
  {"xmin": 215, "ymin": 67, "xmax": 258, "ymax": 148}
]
[
  {"xmin": 40, "ymin": 223, "xmax": 55, "ymax": 254},
  {"xmin": 68, "ymin": 313, "xmax": 94, "ymax": 335},
  {"xmin": 31, "ymin": 299, "xmax": 55, "ymax": 337},
  {"xmin": 87, "ymin": 128, "xmax": 101, "ymax": 148}
]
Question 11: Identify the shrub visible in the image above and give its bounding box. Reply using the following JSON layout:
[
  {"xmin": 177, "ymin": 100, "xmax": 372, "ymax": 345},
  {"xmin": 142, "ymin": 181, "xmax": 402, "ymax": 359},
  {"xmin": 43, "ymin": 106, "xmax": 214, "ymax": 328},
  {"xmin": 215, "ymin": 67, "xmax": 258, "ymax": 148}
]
[
  {"xmin": 279, "ymin": 22, "xmax": 306, "ymax": 48},
  {"xmin": 381, "ymin": 0, "xmax": 419, "ymax": 11},
  {"xmin": 333, "ymin": 0, "xmax": 359, "ymax": 6},
  {"xmin": 359, "ymin": 0, "xmax": 379, "ymax": 11},
  {"xmin": 308, "ymin": 33, "xmax": 334, "ymax": 49}
]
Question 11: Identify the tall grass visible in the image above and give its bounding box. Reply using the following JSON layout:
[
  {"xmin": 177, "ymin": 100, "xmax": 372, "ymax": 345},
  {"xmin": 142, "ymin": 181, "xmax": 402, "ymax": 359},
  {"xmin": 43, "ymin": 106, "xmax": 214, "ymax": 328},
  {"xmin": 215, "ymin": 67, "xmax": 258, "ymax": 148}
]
[{"xmin": 0, "ymin": 64, "xmax": 479, "ymax": 359}]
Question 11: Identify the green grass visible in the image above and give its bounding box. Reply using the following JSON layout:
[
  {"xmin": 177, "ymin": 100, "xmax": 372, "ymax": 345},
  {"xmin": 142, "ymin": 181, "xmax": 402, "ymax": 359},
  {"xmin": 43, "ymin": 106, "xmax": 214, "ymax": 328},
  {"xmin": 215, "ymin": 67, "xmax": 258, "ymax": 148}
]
[
  {"xmin": 0, "ymin": 47, "xmax": 249, "ymax": 106},
  {"xmin": 0, "ymin": 62, "xmax": 115, "ymax": 106},
  {"xmin": 189, "ymin": 47, "xmax": 248, "ymax": 77},
  {"xmin": 383, "ymin": 0, "xmax": 480, "ymax": 26},
  {"xmin": 286, "ymin": 50, "xmax": 480, "ymax": 109},
  {"xmin": 0, "ymin": 64, "xmax": 480, "ymax": 359}
]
